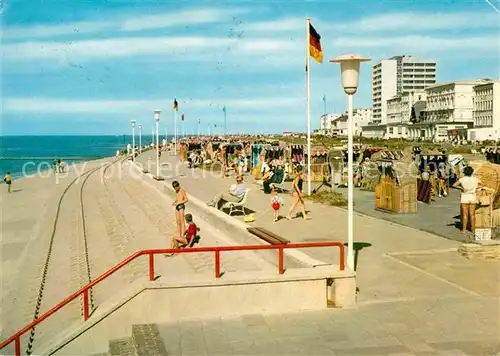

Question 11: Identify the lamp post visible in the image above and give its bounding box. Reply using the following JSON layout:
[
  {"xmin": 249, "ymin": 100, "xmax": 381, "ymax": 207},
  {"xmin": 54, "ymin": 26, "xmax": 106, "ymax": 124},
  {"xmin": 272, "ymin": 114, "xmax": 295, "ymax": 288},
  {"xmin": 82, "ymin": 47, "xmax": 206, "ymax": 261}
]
[
  {"xmin": 138, "ymin": 124, "xmax": 142, "ymax": 154},
  {"xmin": 131, "ymin": 120, "xmax": 136, "ymax": 161},
  {"xmin": 330, "ymin": 54, "xmax": 370, "ymax": 271},
  {"xmin": 154, "ymin": 110, "xmax": 162, "ymax": 180}
]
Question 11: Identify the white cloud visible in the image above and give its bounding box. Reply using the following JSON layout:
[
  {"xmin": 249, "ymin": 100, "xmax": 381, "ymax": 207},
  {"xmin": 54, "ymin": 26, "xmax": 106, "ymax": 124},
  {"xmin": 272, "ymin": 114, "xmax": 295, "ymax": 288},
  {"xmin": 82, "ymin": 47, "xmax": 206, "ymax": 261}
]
[
  {"xmin": 333, "ymin": 35, "xmax": 499, "ymax": 52},
  {"xmin": 331, "ymin": 12, "xmax": 500, "ymax": 33},
  {"xmin": 2, "ymin": 7, "xmax": 246, "ymax": 39},
  {"xmin": 2, "ymin": 36, "xmax": 237, "ymax": 61},
  {"xmin": 2, "ymin": 21, "xmax": 113, "ymax": 39},
  {"xmin": 3, "ymin": 97, "xmax": 302, "ymax": 114},
  {"xmin": 1, "ymin": 35, "xmax": 305, "ymax": 62},
  {"xmin": 120, "ymin": 8, "xmax": 243, "ymax": 31},
  {"xmin": 243, "ymin": 18, "xmax": 302, "ymax": 32},
  {"xmin": 239, "ymin": 12, "xmax": 499, "ymax": 36}
]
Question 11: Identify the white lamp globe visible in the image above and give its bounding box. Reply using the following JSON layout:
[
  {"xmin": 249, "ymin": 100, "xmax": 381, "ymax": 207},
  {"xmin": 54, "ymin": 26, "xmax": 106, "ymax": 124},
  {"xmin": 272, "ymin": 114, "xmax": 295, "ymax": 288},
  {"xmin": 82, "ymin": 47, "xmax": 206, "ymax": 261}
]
[{"xmin": 330, "ymin": 54, "xmax": 371, "ymax": 95}]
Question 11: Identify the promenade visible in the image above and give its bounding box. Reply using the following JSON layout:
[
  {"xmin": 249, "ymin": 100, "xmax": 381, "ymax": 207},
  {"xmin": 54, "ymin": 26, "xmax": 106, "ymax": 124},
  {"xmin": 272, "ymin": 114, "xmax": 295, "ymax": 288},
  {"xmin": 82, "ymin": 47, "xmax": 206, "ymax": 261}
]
[
  {"xmin": 0, "ymin": 157, "xmax": 268, "ymax": 354},
  {"xmin": 134, "ymin": 150, "xmax": 499, "ymax": 355},
  {"xmin": 0, "ymin": 151, "xmax": 498, "ymax": 355}
]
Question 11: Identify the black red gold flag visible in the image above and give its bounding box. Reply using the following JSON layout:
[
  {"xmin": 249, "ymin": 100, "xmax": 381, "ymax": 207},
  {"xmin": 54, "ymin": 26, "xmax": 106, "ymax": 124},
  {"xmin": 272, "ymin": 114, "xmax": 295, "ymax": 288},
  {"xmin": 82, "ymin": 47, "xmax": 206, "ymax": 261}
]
[
  {"xmin": 309, "ymin": 23, "xmax": 323, "ymax": 63},
  {"xmin": 173, "ymin": 98, "xmax": 178, "ymax": 111}
]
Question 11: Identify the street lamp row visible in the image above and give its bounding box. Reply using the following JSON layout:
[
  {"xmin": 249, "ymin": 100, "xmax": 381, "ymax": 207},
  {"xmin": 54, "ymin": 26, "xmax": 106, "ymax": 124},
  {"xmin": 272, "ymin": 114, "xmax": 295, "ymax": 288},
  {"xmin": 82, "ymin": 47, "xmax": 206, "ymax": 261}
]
[{"xmin": 130, "ymin": 110, "xmax": 163, "ymax": 180}]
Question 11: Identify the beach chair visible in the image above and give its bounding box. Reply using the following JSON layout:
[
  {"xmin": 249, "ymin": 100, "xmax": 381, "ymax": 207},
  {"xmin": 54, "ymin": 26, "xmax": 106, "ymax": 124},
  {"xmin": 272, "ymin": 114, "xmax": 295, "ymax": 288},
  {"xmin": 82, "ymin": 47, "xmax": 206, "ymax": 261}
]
[
  {"xmin": 222, "ymin": 189, "xmax": 250, "ymax": 216},
  {"xmin": 270, "ymin": 173, "xmax": 287, "ymax": 193}
]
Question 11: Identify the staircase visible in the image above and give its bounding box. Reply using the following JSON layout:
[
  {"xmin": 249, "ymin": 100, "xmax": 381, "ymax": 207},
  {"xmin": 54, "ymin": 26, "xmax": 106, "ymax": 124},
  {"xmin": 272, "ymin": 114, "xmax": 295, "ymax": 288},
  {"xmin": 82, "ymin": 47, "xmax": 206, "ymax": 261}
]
[{"xmin": 93, "ymin": 324, "xmax": 168, "ymax": 356}]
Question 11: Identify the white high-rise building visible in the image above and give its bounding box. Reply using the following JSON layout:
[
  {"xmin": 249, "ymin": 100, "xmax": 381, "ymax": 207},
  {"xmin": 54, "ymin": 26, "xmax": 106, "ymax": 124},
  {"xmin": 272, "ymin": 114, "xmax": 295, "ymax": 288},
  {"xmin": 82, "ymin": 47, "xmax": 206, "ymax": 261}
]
[{"xmin": 372, "ymin": 55, "xmax": 436, "ymax": 124}]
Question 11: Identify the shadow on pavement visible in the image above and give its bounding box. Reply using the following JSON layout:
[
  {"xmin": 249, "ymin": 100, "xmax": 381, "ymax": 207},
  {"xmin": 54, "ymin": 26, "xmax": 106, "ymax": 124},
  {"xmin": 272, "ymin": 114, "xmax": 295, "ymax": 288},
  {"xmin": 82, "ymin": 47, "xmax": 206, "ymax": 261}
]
[{"xmin": 344, "ymin": 242, "xmax": 373, "ymax": 272}]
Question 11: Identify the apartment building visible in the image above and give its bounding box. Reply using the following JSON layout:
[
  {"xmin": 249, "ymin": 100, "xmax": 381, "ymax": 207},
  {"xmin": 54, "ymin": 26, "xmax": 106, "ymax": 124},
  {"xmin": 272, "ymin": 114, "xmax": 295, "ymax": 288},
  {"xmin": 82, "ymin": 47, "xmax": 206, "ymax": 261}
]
[
  {"xmin": 372, "ymin": 55, "xmax": 436, "ymax": 124},
  {"xmin": 409, "ymin": 79, "xmax": 489, "ymax": 141},
  {"xmin": 326, "ymin": 109, "xmax": 372, "ymax": 136},
  {"xmin": 469, "ymin": 80, "xmax": 500, "ymax": 141}
]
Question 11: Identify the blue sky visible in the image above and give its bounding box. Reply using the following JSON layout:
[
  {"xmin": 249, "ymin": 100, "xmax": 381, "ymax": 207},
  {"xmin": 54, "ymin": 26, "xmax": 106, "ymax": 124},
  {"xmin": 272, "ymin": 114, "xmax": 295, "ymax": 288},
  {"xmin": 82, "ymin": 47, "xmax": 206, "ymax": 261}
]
[{"xmin": 1, "ymin": 0, "xmax": 499, "ymax": 135}]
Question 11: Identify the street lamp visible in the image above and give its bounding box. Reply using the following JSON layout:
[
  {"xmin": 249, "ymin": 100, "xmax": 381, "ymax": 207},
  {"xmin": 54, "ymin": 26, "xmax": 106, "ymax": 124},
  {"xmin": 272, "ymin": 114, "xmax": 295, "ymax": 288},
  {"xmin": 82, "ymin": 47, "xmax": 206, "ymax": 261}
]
[
  {"xmin": 131, "ymin": 120, "xmax": 136, "ymax": 161},
  {"xmin": 153, "ymin": 110, "xmax": 163, "ymax": 180},
  {"xmin": 330, "ymin": 53, "xmax": 371, "ymax": 271},
  {"xmin": 138, "ymin": 124, "xmax": 142, "ymax": 154}
]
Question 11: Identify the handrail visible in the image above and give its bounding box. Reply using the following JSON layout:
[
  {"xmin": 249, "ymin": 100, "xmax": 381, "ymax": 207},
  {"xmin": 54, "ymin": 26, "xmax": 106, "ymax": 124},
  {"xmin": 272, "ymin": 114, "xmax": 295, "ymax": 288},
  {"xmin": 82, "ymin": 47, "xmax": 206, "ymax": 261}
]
[{"xmin": 0, "ymin": 241, "xmax": 345, "ymax": 355}]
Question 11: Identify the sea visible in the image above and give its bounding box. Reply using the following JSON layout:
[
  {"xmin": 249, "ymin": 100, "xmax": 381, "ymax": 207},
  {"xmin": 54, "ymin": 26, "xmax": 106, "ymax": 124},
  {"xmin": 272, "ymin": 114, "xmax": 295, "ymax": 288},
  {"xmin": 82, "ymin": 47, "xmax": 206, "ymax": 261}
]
[{"xmin": 0, "ymin": 135, "xmax": 167, "ymax": 179}]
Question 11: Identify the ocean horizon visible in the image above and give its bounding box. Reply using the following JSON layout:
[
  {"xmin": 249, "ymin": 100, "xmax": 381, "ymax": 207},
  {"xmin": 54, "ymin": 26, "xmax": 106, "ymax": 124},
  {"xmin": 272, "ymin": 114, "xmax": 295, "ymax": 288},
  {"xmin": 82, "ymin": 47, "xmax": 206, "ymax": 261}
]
[{"xmin": 0, "ymin": 134, "xmax": 172, "ymax": 179}]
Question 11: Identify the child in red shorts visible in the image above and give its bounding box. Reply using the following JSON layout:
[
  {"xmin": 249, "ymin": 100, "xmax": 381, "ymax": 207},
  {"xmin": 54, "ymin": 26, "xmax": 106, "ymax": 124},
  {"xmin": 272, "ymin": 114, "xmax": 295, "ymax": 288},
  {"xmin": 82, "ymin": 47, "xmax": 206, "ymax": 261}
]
[{"xmin": 270, "ymin": 187, "xmax": 284, "ymax": 222}]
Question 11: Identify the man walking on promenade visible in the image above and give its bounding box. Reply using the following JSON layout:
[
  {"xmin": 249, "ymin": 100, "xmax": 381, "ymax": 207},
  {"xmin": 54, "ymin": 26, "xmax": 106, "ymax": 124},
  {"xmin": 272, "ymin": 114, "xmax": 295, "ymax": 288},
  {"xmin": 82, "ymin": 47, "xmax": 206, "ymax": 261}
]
[{"xmin": 207, "ymin": 175, "xmax": 246, "ymax": 210}]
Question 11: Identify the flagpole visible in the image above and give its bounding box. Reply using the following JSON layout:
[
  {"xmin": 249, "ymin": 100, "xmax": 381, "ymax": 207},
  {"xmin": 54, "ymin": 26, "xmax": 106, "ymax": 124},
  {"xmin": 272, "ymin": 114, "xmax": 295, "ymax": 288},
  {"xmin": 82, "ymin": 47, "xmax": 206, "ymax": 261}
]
[
  {"xmin": 224, "ymin": 106, "xmax": 227, "ymax": 137},
  {"xmin": 198, "ymin": 119, "xmax": 200, "ymax": 137},
  {"xmin": 182, "ymin": 114, "xmax": 185, "ymax": 138},
  {"xmin": 174, "ymin": 108, "xmax": 177, "ymax": 155},
  {"xmin": 306, "ymin": 17, "xmax": 312, "ymax": 196},
  {"xmin": 323, "ymin": 95, "xmax": 327, "ymax": 116}
]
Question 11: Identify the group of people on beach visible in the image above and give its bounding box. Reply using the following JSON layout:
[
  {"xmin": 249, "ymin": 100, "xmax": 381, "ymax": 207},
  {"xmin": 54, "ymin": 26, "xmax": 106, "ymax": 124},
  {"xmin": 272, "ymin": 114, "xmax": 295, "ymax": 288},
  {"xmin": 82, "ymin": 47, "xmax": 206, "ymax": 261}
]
[{"xmin": 52, "ymin": 159, "xmax": 66, "ymax": 173}]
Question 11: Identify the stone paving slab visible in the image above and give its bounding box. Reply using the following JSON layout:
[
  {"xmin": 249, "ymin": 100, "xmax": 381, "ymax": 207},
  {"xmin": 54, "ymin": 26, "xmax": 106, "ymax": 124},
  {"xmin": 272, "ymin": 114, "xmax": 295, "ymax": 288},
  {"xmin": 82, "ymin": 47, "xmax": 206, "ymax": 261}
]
[
  {"xmin": 156, "ymin": 295, "xmax": 499, "ymax": 356},
  {"xmin": 389, "ymin": 250, "xmax": 500, "ymax": 297}
]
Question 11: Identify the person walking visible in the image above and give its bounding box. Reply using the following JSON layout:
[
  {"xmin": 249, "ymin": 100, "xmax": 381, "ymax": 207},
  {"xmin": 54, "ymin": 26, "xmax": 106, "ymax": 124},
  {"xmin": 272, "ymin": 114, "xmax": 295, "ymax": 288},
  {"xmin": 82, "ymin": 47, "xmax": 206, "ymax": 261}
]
[
  {"xmin": 3, "ymin": 172, "xmax": 12, "ymax": 193},
  {"xmin": 270, "ymin": 187, "xmax": 284, "ymax": 222},
  {"xmin": 286, "ymin": 167, "xmax": 310, "ymax": 220},
  {"xmin": 452, "ymin": 165, "xmax": 483, "ymax": 239},
  {"xmin": 172, "ymin": 181, "xmax": 188, "ymax": 238}
]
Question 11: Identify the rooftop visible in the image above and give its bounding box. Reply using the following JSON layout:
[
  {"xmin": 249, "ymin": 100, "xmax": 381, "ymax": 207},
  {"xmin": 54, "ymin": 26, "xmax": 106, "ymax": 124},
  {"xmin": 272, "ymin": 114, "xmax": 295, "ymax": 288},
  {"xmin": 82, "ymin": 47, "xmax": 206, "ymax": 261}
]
[{"xmin": 425, "ymin": 79, "xmax": 491, "ymax": 90}]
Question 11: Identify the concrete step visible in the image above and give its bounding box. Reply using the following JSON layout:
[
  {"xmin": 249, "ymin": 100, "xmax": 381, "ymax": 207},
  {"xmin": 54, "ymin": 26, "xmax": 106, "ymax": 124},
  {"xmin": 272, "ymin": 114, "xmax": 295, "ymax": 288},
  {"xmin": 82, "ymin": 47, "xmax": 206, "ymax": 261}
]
[{"xmin": 107, "ymin": 324, "xmax": 168, "ymax": 356}]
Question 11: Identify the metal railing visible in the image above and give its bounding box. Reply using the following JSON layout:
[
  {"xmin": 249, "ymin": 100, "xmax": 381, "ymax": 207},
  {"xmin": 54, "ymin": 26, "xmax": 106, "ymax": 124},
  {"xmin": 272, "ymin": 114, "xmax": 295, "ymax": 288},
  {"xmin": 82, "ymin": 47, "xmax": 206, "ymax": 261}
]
[{"xmin": 0, "ymin": 242, "xmax": 345, "ymax": 355}]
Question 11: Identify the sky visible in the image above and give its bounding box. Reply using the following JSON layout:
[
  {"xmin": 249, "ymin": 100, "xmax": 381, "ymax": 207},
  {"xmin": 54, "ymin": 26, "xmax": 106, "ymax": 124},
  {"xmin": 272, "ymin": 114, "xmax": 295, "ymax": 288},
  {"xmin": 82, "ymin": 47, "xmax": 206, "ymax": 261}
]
[{"xmin": 1, "ymin": 0, "xmax": 499, "ymax": 135}]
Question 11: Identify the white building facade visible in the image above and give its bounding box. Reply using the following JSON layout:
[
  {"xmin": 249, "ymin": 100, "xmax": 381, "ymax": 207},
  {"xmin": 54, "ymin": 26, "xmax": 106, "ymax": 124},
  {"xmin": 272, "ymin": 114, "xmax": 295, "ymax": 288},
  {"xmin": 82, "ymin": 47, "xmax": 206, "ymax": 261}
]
[
  {"xmin": 327, "ymin": 109, "xmax": 372, "ymax": 136},
  {"xmin": 318, "ymin": 113, "xmax": 342, "ymax": 135},
  {"xmin": 469, "ymin": 81, "xmax": 500, "ymax": 142},
  {"xmin": 407, "ymin": 80, "xmax": 489, "ymax": 141},
  {"xmin": 372, "ymin": 55, "xmax": 436, "ymax": 125}
]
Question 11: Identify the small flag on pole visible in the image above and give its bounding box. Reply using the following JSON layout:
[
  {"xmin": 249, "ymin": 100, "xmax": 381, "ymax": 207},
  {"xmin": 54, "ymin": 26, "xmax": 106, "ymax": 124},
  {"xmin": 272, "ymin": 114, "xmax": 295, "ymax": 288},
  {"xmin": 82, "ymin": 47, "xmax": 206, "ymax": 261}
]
[
  {"xmin": 173, "ymin": 98, "xmax": 178, "ymax": 111},
  {"xmin": 309, "ymin": 23, "xmax": 323, "ymax": 63},
  {"xmin": 181, "ymin": 113, "xmax": 185, "ymax": 121},
  {"xmin": 222, "ymin": 105, "xmax": 226, "ymax": 113}
]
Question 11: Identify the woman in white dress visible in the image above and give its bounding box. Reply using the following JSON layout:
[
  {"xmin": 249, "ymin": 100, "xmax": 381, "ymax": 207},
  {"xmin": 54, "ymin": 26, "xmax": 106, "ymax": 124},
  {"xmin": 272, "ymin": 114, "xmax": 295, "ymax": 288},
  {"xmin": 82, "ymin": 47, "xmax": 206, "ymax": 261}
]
[{"xmin": 452, "ymin": 166, "xmax": 483, "ymax": 238}]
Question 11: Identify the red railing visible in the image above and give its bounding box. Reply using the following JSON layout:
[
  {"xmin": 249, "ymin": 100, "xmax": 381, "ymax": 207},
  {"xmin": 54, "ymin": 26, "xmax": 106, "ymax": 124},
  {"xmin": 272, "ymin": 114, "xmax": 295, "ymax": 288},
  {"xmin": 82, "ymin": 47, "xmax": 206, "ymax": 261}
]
[{"xmin": 0, "ymin": 242, "xmax": 345, "ymax": 355}]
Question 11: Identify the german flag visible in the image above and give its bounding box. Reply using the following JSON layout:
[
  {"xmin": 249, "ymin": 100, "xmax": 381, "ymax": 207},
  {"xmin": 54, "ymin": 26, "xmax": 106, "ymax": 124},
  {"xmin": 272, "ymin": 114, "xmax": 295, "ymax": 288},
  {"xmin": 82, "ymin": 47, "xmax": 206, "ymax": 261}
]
[
  {"xmin": 173, "ymin": 98, "xmax": 178, "ymax": 111},
  {"xmin": 309, "ymin": 23, "xmax": 323, "ymax": 63}
]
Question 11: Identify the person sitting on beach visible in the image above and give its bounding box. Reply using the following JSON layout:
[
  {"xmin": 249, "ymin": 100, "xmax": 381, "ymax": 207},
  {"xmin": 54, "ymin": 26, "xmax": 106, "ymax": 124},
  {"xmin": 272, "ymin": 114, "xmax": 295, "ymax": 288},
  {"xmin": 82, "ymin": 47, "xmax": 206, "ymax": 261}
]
[
  {"xmin": 59, "ymin": 160, "xmax": 66, "ymax": 173},
  {"xmin": 263, "ymin": 165, "xmax": 284, "ymax": 194},
  {"xmin": 172, "ymin": 181, "xmax": 188, "ymax": 238},
  {"xmin": 207, "ymin": 175, "xmax": 246, "ymax": 209},
  {"xmin": 3, "ymin": 172, "xmax": 12, "ymax": 193},
  {"xmin": 166, "ymin": 213, "xmax": 199, "ymax": 256},
  {"xmin": 188, "ymin": 151, "xmax": 197, "ymax": 168}
]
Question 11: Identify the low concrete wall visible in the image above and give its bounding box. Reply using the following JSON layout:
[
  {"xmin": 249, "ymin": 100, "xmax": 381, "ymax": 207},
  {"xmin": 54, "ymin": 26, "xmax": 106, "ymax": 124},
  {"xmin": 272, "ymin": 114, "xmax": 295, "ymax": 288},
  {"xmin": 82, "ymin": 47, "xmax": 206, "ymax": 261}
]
[
  {"xmin": 41, "ymin": 267, "xmax": 355, "ymax": 355},
  {"xmin": 458, "ymin": 241, "xmax": 500, "ymax": 260}
]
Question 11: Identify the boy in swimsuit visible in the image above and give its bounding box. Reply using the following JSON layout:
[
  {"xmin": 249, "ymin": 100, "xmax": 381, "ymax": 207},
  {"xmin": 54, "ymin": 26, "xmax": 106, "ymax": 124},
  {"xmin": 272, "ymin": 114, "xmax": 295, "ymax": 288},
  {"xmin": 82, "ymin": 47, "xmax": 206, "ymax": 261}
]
[
  {"xmin": 166, "ymin": 214, "xmax": 198, "ymax": 256},
  {"xmin": 172, "ymin": 181, "xmax": 188, "ymax": 238}
]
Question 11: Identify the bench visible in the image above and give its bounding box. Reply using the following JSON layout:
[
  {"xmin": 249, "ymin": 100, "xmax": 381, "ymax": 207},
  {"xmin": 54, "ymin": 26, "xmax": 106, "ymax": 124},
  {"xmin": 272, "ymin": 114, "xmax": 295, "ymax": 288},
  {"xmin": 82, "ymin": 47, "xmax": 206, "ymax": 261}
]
[{"xmin": 247, "ymin": 227, "xmax": 290, "ymax": 245}]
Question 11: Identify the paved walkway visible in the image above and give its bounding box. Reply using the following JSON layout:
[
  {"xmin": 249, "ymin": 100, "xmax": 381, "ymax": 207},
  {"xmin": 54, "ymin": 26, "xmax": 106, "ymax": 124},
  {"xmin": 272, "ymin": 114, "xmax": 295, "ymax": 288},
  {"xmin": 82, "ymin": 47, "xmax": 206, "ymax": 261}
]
[
  {"xmin": 156, "ymin": 296, "xmax": 499, "ymax": 355},
  {"xmin": 0, "ymin": 156, "xmax": 269, "ymax": 354},
  {"xmin": 131, "ymin": 151, "xmax": 499, "ymax": 355}
]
